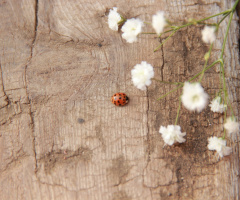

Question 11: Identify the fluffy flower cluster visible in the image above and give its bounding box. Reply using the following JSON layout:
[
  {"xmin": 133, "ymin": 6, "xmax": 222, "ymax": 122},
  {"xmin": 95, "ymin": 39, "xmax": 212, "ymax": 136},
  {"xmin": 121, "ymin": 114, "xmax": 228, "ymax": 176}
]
[
  {"xmin": 224, "ymin": 117, "xmax": 240, "ymax": 135},
  {"xmin": 121, "ymin": 18, "xmax": 143, "ymax": 43},
  {"xmin": 108, "ymin": 7, "xmax": 122, "ymax": 31},
  {"xmin": 209, "ymin": 96, "xmax": 226, "ymax": 113},
  {"xmin": 152, "ymin": 11, "xmax": 166, "ymax": 35},
  {"xmin": 159, "ymin": 125, "xmax": 186, "ymax": 146},
  {"xmin": 201, "ymin": 26, "xmax": 216, "ymax": 44},
  {"xmin": 208, "ymin": 136, "xmax": 232, "ymax": 158},
  {"xmin": 108, "ymin": 8, "xmax": 168, "ymax": 43},
  {"xmin": 131, "ymin": 61, "xmax": 154, "ymax": 90},
  {"xmin": 181, "ymin": 82, "xmax": 208, "ymax": 112}
]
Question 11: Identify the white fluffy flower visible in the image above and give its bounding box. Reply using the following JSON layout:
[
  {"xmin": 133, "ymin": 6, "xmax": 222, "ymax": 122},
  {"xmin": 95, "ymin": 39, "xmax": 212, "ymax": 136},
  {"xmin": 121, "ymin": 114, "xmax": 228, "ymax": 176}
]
[
  {"xmin": 131, "ymin": 61, "xmax": 154, "ymax": 90},
  {"xmin": 108, "ymin": 7, "xmax": 122, "ymax": 31},
  {"xmin": 159, "ymin": 125, "xmax": 186, "ymax": 146},
  {"xmin": 224, "ymin": 117, "xmax": 240, "ymax": 135},
  {"xmin": 121, "ymin": 18, "xmax": 143, "ymax": 43},
  {"xmin": 181, "ymin": 82, "xmax": 208, "ymax": 112},
  {"xmin": 201, "ymin": 26, "xmax": 216, "ymax": 44},
  {"xmin": 152, "ymin": 11, "xmax": 167, "ymax": 35},
  {"xmin": 208, "ymin": 136, "xmax": 232, "ymax": 158},
  {"xmin": 209, "ymin": 96, "xmax": 226, "ymax": 113}
]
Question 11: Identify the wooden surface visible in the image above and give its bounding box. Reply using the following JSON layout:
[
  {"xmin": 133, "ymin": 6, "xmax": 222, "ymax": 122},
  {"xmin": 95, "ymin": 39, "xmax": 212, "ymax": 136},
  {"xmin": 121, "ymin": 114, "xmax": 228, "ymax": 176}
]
[{"xmin": 0, "ymin": 0, "xmax": 239, "ymax": 199}]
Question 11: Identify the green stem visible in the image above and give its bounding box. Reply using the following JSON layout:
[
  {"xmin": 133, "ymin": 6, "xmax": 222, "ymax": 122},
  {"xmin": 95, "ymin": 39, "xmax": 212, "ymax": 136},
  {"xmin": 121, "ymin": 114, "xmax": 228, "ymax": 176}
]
[
  {"xmin": 157, "ymin": 86, "xmax": 182, "ymax": 100},
  {"xmin": 157, "ymin": 60, "xmax": 220, "ymax": 100},
  {"xmin": 219, "ymin": 10, "xmax": 235, "ymax": 139},
  {"xmin": 220, "ymin": 12, "xmax": 234, "ymax": 58},
  {"xmin": 171, "ymin": 10, "xmax": 231, "ymax": 32},
  {"xmin": 152, "ymin": 79, "xmax": 183, "ymax": 85},
  {"xmin": 154, "ymin": 30, "xmax": 177, "ymax": 52},
  {"xmin": 154, "ymin": 9, "xmax": 232, "ymax": 51},
  {"xmin": 217, "ymin": 12, "xmax": 231, "ymax": 26},
  {"xmin": 227, "ymin": 99, "xmax": 235, "ymax": 117},
  {"xmin": 199, "ymin": 43, "xmax": 213, "ymax": 82},
  {"xmin": 144, "ymin": 21, "xmax": 151, "ymax": 25},
  {"xmin": 189, "ymin": 60, "xmax": 220, "ymax": 82},
  {"xmin": 232, "ymin": 0, "xmax": 240, "ymax": 11},
  {"xmin": 175, "ymin": 98, "xmax": 182, "ymax": 125}
]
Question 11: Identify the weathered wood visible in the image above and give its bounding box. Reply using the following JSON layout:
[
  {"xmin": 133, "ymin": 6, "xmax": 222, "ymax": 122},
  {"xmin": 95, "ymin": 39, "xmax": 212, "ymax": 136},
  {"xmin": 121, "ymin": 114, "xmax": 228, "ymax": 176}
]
[{"xmin": 0, "ymin": 0, "xmax": 239, "ymax": 199}]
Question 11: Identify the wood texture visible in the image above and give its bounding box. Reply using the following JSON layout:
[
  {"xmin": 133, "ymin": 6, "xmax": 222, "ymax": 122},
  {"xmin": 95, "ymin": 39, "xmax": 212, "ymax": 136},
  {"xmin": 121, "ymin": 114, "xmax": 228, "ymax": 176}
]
[{"xmin": 0, "ymin": 0, "xmax": 239, "ymax": 199}]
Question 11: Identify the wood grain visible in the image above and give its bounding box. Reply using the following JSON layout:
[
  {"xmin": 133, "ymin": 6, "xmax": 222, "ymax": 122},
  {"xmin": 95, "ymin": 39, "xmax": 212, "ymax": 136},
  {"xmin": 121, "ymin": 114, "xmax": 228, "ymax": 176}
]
[{"xmin": 0, "ymin": 0, "xmax": 239, "ymax": 199}]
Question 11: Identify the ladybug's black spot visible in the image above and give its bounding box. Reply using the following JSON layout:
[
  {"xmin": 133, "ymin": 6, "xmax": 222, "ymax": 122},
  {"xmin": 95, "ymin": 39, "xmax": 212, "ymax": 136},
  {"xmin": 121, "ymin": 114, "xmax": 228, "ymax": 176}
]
[
  {"xmin": 119, "ymin": 93, "xmax": 122, "ymax": 96},
  {"xmin": 119, "ymin": 104, "xmax": 122, "ymax": 106},
  {"xmin": 114, "ymin": 94, "xmax": 117, "ymax": 96},
  {"xmin": 118, "ymin": 100, "xmax": 120, "ymax": 103},
  {"xmin": 119, "ymin": 97, "xmax": 122, "ymax": 99},
  {"xmin": 126, "ymin": 96, "xmax": 129, "ymax": 101}
]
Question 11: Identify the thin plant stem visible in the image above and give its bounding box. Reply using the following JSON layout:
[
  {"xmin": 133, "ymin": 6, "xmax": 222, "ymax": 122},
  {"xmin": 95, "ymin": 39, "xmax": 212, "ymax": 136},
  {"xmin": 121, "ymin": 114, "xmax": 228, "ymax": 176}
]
[
  {"xmin": 189, "ymin": 60, "xmax": 220, "ymax": 81},
  {"xmin": 154, "ymin": 30, "xmax": 177, "ymax": 52},
  {"xmin": 220, "ymin": 13, "xmax": 233, "ymax": 58},
  {"xmin": 199, "ymin": 43, "xmax": 213, "ymax": 82},
  {"xmin": 144, "ymin": 22, "xmax": 151, "ymax": 25},
  {"xmin": 219, "ymin": 10, "xmax": 234, "ymax": 139},
  {"xmin": 157, "ymin": 86, "xmax": 182, "ymax": 100},
  {"xmin": 175, "ymin": 98, "xmax": 182, "ymax": 125},
  {"xmin": 177, "ymin": 9, "xmax": 231, "ymax": 29},
  {"xmin": 232, "ymin": 0, "xmax": 240, "ymax": 11},
  {"xmin": 152, "ymin": 78, "xmax": 183, "ymax": 85},
  {"xmin": 227, "ymin": 98, "xmax": 235, "ymax": 117},
  {"xmin": 154, "ymin": 8, "xmax": 233, "ymax": 51},
  {"xmin": 157, "ymin": 60, "xmax": 220, "ymax": 100},
  {"xmin": 217, "ymin": 12, "xmax": 231, "ymax": 26}
]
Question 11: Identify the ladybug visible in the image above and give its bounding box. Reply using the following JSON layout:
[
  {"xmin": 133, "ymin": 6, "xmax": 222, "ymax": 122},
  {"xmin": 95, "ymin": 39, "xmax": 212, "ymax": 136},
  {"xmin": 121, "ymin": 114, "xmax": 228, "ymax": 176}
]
[{"xmin": 111, "ymin": 93, "xmax": 129, "ymax": 106}]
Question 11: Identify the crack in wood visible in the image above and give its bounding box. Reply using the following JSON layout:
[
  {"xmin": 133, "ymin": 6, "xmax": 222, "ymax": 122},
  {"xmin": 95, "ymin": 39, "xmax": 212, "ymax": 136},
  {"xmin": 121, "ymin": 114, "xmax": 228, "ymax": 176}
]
[
  {"xmin": 146, "ymin": 88, "xmax": 151, "ymax": 162},
  {"xmin": 0, "ymin": 63, "xmax": 10, "ymax": 106},
  {"xmin": 23, "ymin": 0, "xmax": 39, "ymax": 175}
]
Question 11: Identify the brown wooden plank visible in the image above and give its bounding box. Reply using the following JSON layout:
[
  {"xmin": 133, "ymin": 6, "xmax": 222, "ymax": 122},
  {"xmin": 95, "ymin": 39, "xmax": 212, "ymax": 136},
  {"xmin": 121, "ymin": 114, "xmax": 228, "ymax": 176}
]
[{"xmin": 0, "ymin": 0, "xmax": 239, "ymax": 199}]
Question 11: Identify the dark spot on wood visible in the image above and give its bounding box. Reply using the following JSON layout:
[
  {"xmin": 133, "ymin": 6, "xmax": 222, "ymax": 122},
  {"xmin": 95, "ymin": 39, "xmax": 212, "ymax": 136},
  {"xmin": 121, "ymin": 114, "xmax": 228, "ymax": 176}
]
[
  {"xmin": 77, "ymin": 118, "xmax": 85, "ymax": 124},
  {"xmin": 97, "ymin": 43, "xmax": 102, "ymax": 47}
]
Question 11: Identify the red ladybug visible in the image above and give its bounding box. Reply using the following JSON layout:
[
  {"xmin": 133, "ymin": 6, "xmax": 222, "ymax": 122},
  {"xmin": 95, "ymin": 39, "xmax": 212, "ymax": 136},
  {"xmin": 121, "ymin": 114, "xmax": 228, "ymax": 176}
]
[{"xmin": 111, "ymin": 93, "xmax": 129, "ymax": 106}]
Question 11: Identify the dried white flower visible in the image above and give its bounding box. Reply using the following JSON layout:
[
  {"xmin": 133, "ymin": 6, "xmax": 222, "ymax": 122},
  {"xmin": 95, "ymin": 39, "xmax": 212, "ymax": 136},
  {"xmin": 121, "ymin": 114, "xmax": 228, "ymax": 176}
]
[
  {"xmin": 201, "ymin": 26, "xmax": 216, "ymax": 44},
  {"xmin": 152, "ymin": 11, "xmax": 167, "ymax": 35},
  {"xmin": 131, "ymin": 61, "xmax": 154, "ymax": 90},
  {"xmin": 108, "ymin": 7, "xmax": 122, "ymax": 31},
  {"xmin": 224, "ymin": 117, "xmax": 240, "ymax": 135},
  {"xmin": 159, "ymin": 125, "xmax": 186, "ymax": 146},
  {"xmin": 181, "ymin": 82, "xmax": 209, "ymax": 112},
  {"xmin": 121, "ymin": 18, "xmax": 143, "ymax": 43},
  {"xmin": 209, "ymin": 96, "xmax": 226, "ymax": 113},
  {"xmin": 208, "ymin": 136, "xmax": 232, "ymax": 158}
]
